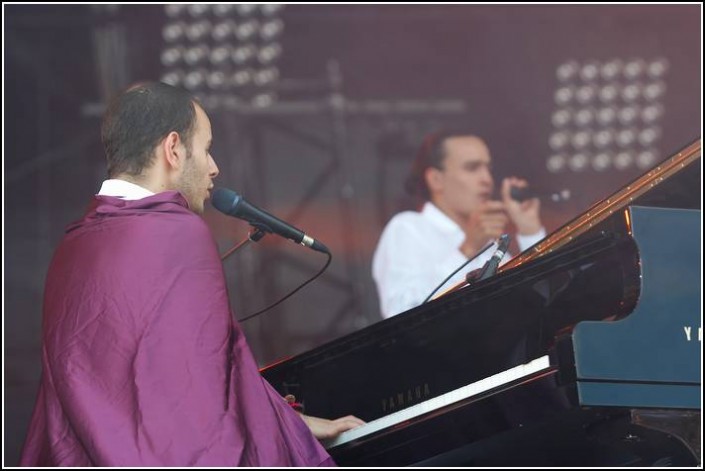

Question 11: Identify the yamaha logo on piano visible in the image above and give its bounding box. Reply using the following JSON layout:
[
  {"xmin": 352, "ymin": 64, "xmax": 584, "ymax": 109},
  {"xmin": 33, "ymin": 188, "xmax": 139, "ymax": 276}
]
[
  {"xmin": 682, "ymin": 325, "xmax": 701, "ymax": 342},
  {"xmin": 381, "ymin": 383, "xmax": 431, "ymax": 413}
]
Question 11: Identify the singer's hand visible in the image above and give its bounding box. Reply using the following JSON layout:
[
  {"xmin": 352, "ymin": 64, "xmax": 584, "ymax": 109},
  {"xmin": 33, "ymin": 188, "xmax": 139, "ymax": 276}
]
[
  {"xmin": 502, "ymin": 177, "xmax": 541, "ymax": 235},
  {"xmin": 299, "ymin": 413, "xmax": 366, "ymax": 440},
  {"xmin": 460, "ymin": 200, "xmax": 507, "ymax": 257}
]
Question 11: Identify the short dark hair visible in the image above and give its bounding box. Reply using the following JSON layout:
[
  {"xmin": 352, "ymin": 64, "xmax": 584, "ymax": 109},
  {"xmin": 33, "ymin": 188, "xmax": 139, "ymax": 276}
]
[
  {"xmin": 101, "ymin": 82, "xmax": 199, "ymax": 178},
  {"xmin": 404, "ymin": 130, "xmax": 472, "ymax": 200}
]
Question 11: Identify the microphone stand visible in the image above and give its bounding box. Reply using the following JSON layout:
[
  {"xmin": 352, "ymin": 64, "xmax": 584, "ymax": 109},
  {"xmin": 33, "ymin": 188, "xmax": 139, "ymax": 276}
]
[{"xmin": 220, "ymin": 228, "xmax": 266, "ymax": 261}]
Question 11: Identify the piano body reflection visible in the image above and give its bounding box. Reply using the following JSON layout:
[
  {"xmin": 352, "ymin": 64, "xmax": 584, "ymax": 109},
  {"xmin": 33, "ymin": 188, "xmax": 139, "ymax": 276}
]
[{"xmin": 261, "ymin": 140, "xmax": 702, "ymax": 466}]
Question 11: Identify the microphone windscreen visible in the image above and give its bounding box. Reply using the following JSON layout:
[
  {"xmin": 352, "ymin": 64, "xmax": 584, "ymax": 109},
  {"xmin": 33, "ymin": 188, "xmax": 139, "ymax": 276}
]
[
  {"xmin": 509, "ymin": 186, "xmax": 532, "ymax": 202},
  {"xmin": 211, "ymin": 188, "xmax": 240, "ymax": 215}
]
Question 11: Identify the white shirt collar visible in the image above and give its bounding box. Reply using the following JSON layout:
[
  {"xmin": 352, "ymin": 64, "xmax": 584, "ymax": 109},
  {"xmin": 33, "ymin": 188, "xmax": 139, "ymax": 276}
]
[
  {"xmin": 97, "ymin": 179, "xmax": 155, "ymax": 200},
  {"xmin": 421, "ymin": 202, "xmax": 463, "ymax": 234}
]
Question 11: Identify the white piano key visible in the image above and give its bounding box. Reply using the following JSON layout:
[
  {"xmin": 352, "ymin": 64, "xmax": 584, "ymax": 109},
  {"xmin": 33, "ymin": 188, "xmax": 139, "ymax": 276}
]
[{"xmin": 324, "ymin": 355, "xmax": 552, "ymax": 449}]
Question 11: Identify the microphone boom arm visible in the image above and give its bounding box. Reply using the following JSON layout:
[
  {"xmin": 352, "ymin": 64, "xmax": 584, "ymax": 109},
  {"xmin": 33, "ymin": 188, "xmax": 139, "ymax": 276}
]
[{"xmin": 220, "ymin": 228, "xmax": 266, "ymax": 261}]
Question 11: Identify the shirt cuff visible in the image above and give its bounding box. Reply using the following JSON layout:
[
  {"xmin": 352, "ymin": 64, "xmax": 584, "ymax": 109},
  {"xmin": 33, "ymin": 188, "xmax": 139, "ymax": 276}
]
[{"xmin": 516, "ymin": 227, "xmax": 547, "ymax": 251}]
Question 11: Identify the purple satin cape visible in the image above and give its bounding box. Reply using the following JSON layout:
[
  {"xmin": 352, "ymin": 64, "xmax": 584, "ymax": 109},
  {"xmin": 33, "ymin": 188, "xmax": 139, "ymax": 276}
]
[{"xmin": 20, "ymin": 192, "xmax": 335, "ymax": 466}]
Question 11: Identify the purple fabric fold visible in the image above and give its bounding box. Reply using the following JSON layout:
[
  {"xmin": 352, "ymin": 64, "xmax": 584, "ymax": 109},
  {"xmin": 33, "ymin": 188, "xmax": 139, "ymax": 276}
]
[{"xmin": 20, "ymin": 192, "xmax": 334, "ymax": 466}]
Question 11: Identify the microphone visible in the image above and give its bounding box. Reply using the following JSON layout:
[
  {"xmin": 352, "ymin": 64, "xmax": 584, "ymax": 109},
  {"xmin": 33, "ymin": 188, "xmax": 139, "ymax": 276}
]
[
  {"xmin": 422, "ymin": 240, "xmax": 495, "ymax": 304},
  {"xmin": 510, "ymin": 186, "xmax": 571, "ymax": 203},
  {"xmin": 475, "ymin": 234, "xmax": 511, "ymax": 282},
  {"xmin": 211, "ymin": 188, "xmax": 330, "ymax": 254}
]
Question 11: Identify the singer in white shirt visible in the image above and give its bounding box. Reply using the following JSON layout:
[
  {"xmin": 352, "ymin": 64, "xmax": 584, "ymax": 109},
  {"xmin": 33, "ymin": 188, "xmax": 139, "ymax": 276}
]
[{"xmin": 372, "ymin": 133, "xmax": 546, "ymax": 318}]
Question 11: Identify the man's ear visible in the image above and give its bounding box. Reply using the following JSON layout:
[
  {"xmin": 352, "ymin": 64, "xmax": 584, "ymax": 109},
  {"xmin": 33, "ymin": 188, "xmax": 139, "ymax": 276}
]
[
  {"xmin": 425, "ymin": 167, "xmax": 443, "ymax": 194},
  {"xmin": 163, "ymin": 131, "xmax": 184, "ymax": 170}
]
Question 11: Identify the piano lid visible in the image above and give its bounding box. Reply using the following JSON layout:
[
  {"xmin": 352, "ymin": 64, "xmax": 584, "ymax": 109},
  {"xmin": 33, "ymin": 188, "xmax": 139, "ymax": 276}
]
[{"xmin": 504, "ymin": 138, "xmax": 701, "ymax": 271}]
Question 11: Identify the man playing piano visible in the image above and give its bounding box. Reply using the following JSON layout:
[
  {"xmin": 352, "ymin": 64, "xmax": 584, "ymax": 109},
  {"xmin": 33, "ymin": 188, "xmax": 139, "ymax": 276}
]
[
  {"xmin": 372, "ymin": 131, "xmax": 546, "ymax": 318},
  {"xmin": 20, "ymin": 82, "xmax": 363, "ymax": 467}
]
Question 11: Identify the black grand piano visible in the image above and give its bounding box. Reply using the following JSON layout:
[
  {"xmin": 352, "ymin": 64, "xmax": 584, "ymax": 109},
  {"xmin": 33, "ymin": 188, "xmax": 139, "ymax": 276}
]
[{"xmin": 261, "ymin": 140, "xmax": 702, "ymax": 466}]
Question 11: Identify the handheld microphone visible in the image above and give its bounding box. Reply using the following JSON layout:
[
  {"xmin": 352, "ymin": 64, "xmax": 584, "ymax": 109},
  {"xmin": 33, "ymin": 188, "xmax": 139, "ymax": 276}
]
[
  {"xmin": 211, "ymin": 188, "xmax": 330, "ymax": 254},
  {"xmin": 475, "ymin": 234, "xmax": 511, "ymax": 281},
  {"xmin": 510, "ymin": 186, "xmax": 571, "ymax": 203}
]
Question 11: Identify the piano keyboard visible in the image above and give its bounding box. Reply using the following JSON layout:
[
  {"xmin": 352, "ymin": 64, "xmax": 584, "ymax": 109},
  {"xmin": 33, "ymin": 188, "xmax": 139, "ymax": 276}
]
[{"xmin": 323, "ymin": 355, "xmax": 552, "ymax": 449}]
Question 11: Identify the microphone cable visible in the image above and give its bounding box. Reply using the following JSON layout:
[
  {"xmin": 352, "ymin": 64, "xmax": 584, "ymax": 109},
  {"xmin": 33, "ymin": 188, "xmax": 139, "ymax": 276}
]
[
  {"xmin": 422, "ymin": 240, "xmax": 496, "ymax": 305},
  {"xmin": 236, "ymin": 251, "xmax": 332, "ymax": 323}
]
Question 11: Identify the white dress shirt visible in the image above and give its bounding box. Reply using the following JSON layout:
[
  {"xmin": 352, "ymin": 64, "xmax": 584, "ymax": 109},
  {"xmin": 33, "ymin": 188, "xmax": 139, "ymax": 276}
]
[
  {"xmin": 97, "ymin": 179, "xmax": 155, "ymax": 200},
  {"xmin": 372, "ymin": 202, "xmax": 546, "ymax": 319}
]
